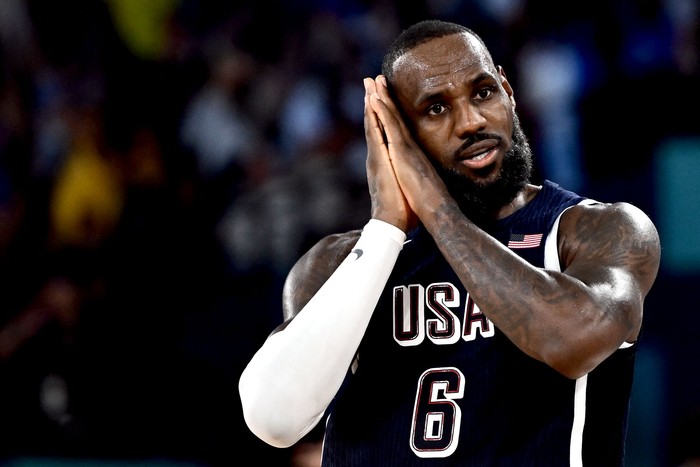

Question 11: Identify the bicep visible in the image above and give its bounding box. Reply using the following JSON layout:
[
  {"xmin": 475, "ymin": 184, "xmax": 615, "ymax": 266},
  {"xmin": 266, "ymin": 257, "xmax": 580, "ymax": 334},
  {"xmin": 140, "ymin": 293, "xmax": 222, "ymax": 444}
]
[{"xmin": 559, "ymin": 202, "xmax": 660, "ymax": 336}]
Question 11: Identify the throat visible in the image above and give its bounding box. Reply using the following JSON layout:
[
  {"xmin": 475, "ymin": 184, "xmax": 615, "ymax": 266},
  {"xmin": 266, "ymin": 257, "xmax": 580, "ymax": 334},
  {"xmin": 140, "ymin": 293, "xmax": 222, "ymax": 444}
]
[{"xmin": 495, "ymin": 185, "xmax": 540, "ymax": 219}]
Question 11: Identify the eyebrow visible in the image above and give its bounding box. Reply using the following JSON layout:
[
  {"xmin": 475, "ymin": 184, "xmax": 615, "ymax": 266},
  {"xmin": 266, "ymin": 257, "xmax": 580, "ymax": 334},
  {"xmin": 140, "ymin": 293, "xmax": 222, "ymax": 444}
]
[{"xmin": 414, "ymin": 71, "xmax": 495, "ymax": 108}]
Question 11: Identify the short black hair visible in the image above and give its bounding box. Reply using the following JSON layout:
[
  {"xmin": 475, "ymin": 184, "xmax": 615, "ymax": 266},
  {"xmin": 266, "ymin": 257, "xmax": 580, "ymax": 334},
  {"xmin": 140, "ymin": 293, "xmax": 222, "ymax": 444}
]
[{"xmin": 381, "ymin": 20, "xmax": 489, "ymax": 80}]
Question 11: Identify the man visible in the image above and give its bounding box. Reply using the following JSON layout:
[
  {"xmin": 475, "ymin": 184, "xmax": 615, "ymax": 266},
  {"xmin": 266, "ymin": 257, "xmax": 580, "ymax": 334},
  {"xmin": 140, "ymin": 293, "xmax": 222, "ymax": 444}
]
[{"xmin": 239, "ymin": 20, "xmax": 660, "ymax": 466}]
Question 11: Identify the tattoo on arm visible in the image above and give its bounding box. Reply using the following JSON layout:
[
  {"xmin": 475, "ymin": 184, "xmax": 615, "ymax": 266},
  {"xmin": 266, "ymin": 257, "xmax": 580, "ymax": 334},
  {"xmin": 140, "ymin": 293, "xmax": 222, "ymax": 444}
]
[{"xmin": 424, "ymin": 200, "xmax": 659, "ymax": 360}]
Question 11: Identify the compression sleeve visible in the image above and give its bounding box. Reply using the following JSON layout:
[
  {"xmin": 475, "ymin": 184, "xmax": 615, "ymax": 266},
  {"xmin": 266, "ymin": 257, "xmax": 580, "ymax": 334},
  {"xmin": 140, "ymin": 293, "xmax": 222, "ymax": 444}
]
[{"xmin": 238, "ymin": 219, "xmax": 406, "ymax": 448}]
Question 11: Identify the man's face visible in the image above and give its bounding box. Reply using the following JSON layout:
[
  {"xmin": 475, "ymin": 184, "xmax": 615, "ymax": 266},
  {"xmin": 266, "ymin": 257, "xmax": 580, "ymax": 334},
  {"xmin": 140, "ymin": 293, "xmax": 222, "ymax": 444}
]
[
  {"xmin": 389, "ymin": 33, "xmax": 532, "ymax": 223},
  {"xmin": 433, "ymin": 115, "xmax": 533, "ymax": 225}
]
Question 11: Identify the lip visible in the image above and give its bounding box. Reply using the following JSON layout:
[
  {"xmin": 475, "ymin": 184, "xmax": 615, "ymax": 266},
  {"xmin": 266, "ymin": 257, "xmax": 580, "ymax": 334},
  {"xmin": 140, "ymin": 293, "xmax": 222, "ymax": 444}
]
[{"xmin": 456, "ymin": 140, "xmax": 500, "ymax": 169}]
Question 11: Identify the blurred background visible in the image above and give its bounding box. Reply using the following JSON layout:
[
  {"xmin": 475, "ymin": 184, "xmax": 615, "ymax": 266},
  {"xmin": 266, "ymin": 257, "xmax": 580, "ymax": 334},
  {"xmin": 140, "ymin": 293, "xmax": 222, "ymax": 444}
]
[{"xmin": 0, "ymin": 0, "xmax": 698, "ymax": 466}]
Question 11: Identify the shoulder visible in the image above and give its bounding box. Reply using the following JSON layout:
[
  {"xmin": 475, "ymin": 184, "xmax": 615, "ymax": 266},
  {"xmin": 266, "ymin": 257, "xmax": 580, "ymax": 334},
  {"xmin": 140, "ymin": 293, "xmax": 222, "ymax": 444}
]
[
  {"xmin": 295, "ymin": 230, "xmax": 363, "ymax": 277},
  {"xmin": 558, "ymin": 201, "xmax": 660, "ymax": 291},
  {"xmin": 561, "ymin": 201, "xmax": 658, "ymax": 244},
  {"xmin": 281, "ymin": 230, "xmax": 362, "ymax": 322}
]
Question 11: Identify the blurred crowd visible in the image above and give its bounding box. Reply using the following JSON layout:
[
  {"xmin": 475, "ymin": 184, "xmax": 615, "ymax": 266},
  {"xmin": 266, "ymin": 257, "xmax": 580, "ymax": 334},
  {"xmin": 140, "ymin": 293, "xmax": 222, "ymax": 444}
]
[{"xmin": 0, "ymin": 0, "xmax": 698, "ymax": 466}]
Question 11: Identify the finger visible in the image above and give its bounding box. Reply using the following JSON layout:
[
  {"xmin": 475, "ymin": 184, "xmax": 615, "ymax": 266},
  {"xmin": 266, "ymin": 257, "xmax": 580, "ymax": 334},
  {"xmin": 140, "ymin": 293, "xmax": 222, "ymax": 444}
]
[
  {"xmin": 375, "ymin": 75, "xmax": 402, "ymax": 115},
  {"xmin": 370, "ymin": 76, "xmax": 407, "ymax": 141},
  {"xmin": 369, "ymin": 91, "xmax": 404, "ymax": 154},
  {"xmin": 364, "ymin": 78, "xmax": 387, "ymax": 146}
]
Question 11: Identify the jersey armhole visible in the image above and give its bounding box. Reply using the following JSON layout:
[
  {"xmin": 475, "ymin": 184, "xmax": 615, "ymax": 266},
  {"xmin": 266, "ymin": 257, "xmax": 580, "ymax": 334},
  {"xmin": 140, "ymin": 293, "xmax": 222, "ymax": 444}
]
[{"xmin": 543, "ymin": 199, "xmax": 598, "ymax": 272}]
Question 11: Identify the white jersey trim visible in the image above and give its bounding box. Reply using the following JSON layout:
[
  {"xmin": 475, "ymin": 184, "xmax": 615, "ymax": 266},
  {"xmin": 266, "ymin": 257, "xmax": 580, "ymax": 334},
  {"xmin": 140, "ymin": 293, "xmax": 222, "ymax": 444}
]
[
  {"xmin": 543, "ymin": 199, "xmax": 597, "ymax": 467},
  {"xmin": 569, "ymin": 375, "xmax": 588, "ymax": 467}
]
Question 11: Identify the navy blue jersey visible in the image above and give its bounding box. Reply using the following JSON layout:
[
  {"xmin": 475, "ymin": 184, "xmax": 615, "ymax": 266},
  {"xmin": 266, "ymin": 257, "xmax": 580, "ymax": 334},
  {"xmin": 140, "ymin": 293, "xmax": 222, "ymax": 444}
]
[{"xmin": 322, "ymin": 180, "xmax": 637, "ymax": 466}]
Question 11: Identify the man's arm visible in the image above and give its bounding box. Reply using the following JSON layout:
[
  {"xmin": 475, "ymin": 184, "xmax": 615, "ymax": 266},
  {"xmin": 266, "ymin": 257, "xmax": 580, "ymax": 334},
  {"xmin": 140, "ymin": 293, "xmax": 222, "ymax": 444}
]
[
  {"xmin": 368, "ymin": 75, "xmax": 661, "ymax": 379},
  {"xmin": 238, "ymin": 78, "xmax": 414, "ymax": 449},
  {"xmin": 423, "ymin": 197, "xmax": 659, "ymax": 379},
  {"xmin": 281, "ymin": 232, "xmax": 359, "ymax": 324},
  {"xmin": 238, "ymin": 221, "xmax": 405, "ymax": 448}
]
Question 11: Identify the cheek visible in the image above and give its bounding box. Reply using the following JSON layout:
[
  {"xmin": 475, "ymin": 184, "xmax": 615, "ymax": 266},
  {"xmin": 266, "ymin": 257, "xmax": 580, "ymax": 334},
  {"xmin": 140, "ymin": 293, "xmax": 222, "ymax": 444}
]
[
  {"xmin": 496, "ymin": 101, "xmax": 515, "ymax": 132},
  {"xmin": 414, "ymin": 126, "xmax": 450, "ymax": 165},
  {"xmin": 413, "ymin": 119, "xmax": 454, "ymax": 156}
]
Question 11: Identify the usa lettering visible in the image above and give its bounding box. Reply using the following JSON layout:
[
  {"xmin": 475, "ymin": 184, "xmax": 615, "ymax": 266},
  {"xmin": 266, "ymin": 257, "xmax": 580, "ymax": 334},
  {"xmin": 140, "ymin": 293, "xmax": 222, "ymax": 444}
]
[{"xmin": 393, "ymin": 282, "xmax": 494, "ymax": 347}]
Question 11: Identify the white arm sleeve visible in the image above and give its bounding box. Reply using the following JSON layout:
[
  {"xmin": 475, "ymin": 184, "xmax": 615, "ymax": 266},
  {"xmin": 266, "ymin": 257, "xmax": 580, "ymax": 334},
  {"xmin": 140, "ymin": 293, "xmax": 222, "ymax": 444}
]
[{"xmin": 238, "ymin": 219, "xmax": 406, "ymax": 448}]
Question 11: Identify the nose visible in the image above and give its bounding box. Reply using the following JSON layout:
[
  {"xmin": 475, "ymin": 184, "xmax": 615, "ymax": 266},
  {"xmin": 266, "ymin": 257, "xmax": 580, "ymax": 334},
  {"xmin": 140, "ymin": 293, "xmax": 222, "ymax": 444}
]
[{"xmin": 454, "ymin": 99, "xmax": 486, "ymax": 137}]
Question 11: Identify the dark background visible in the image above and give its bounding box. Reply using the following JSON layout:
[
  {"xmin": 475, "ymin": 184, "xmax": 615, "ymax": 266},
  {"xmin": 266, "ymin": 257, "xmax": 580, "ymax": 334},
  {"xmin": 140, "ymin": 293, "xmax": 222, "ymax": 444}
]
[{"xmin": 0, "ymin": 1, "xmax": 698, "ymax": 466}]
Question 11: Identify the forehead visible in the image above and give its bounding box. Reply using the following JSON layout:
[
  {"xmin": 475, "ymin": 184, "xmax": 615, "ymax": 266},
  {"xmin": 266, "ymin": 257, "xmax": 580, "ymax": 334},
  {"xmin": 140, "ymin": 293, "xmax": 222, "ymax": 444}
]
[{"xmin": 391, "ymin": 33, "xmax": 494, "ymax": 97}]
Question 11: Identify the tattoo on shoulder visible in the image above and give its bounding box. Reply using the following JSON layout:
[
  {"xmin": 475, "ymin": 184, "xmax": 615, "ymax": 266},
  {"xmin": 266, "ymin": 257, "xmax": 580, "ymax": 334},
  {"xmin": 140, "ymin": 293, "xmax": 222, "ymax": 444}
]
[{"xmin": 564, "ymin": 203, "xmax": 660, "ymax": 274}]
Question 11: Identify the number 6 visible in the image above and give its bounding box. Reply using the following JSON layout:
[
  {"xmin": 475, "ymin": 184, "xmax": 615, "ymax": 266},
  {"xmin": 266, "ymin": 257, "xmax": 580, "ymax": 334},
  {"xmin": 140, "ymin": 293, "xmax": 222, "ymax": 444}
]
[{"xmin": 410, "ymin": 367, "xmax": 465, "ymax": 458}]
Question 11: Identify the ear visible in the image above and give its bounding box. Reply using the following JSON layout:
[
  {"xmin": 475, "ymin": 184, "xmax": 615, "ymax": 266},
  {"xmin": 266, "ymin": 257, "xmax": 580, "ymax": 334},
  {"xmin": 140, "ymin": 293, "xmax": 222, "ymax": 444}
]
[{"xmin": 497, "ymin": 65, "xmax": 516, "ymax": 108}]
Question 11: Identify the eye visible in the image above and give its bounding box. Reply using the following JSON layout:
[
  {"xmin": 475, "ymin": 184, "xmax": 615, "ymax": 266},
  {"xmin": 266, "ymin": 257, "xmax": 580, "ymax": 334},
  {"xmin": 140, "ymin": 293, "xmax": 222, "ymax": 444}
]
[
  {"xmin": 475, "ymin": 86, "xmax": 494, "ymax": 101},
  {"xmin": 428, "ymin": 103, "xmax": 447, "ymax": 116}
]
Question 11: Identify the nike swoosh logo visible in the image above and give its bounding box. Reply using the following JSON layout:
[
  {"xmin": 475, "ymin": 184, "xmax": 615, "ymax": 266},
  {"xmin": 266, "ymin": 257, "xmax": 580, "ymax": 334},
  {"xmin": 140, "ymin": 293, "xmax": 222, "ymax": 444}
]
[{"xmin": 351, "ymin": 248, "xmax": 363, "ymax": 260}]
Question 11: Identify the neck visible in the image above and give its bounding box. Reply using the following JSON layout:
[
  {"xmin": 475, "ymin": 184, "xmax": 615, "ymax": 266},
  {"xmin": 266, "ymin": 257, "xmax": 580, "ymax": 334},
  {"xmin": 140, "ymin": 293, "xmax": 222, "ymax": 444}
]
[{"xmin": 494, "ymin": 183, "xmax": 540, "ymax": 220}]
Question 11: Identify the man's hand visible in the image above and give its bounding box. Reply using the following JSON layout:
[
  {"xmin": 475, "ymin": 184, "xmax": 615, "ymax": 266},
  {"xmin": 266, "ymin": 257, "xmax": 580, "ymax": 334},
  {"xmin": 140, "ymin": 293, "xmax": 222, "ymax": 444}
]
[
  {"xmin": 367, "ymin": 75, "xmax": 450, "ymax": 224},
  {"xmin": 364, "ymin": 77, "xmax": 416, "ymax": 232}
]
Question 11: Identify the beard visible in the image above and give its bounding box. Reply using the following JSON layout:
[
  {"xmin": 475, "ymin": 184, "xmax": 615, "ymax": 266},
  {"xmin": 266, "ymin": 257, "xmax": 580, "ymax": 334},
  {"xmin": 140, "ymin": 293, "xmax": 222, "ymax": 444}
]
[{"xmin": 432, "ymin": 113, "xmax": 533, "ymax": 227}]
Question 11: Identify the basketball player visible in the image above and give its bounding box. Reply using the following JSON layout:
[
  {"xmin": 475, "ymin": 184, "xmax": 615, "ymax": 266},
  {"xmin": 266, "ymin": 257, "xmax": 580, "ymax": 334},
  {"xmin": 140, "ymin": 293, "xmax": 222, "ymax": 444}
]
[{"xmin": 239, "ymin": 20, "xmax": 661, "ymax": 465}]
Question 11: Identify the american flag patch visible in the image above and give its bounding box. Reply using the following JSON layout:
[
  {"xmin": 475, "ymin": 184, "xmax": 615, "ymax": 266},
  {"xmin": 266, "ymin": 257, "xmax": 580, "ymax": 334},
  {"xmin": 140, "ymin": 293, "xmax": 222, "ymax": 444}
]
[{"xmin": 507, "ymin": 233, "xmax": 543, "ymax": 249}]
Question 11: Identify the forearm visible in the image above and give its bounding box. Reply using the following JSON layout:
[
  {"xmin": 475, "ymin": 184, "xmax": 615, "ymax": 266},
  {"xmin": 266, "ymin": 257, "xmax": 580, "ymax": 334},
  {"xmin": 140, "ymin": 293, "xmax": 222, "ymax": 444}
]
[
  {"xmin": 239, "ymin": 219, "xmax": 405, "ymax": 447},
  {"xmin": 421, "ymin": 199, "xmax": 636, "ymax": 378}
]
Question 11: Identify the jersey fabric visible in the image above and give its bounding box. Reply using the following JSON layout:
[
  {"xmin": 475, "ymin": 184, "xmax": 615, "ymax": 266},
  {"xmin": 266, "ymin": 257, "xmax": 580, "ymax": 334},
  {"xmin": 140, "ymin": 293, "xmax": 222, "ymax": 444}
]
[{"xmin": 321, "ymin": 180, "xmax": 637, "ymax": 466}]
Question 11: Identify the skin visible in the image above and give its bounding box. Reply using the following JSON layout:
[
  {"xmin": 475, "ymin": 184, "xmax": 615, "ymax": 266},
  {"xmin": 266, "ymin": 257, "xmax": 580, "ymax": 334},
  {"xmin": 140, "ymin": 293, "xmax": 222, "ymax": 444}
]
[{"xmin": 282, "ymin": 31, "xmax": 660, "ymax": 380}]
